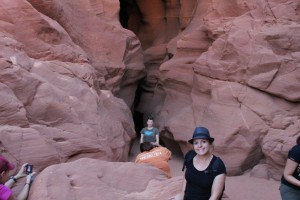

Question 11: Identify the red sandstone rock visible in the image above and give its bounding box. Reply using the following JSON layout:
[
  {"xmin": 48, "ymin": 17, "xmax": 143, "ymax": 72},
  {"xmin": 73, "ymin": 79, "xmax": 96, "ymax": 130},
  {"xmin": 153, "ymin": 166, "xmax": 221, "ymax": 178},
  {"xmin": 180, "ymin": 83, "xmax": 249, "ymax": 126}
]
[
  {"xmin": 28, "ymin": 158, "xmax": 178, "ymax": 200},
  {"xmin": 0, "ymin": 0, "xmax": 142, "ymax": 173},
  {"xmin": 0, "ymin": 0, "xmax": 299, "ymax": 199},
  {"xmin": 134, "ymin": 0, "xmax": 300, "ymax": 179}
]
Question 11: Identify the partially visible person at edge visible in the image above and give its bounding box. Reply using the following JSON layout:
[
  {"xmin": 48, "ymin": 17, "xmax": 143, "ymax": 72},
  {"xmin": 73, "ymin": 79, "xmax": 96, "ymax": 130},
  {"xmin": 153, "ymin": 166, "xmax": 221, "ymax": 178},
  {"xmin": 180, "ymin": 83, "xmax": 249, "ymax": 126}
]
[
  {"xmin": 174, "ymin": 127, "xmax": 226, "ymax": 200},
  {"xmin": 140, "ymin": 117, "xmax": 159, "ymax": 146},
  {"xmin": 0, "ymin": 156, "xmax": 35, "ymax": 200},
  {"xmin": 135, "ymin": 142, "xmax": 172, "ymax": 178},
  {"xmin": 280, "ymin": 135, "xmax": 300, "ymax": 200}
]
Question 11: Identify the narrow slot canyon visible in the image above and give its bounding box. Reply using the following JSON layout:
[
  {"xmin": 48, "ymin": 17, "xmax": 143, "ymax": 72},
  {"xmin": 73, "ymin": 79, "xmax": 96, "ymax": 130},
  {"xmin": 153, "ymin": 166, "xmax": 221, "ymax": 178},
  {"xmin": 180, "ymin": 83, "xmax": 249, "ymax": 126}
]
[{"xmin": 119, "ymin": 0, "xmax": 184, "ymax": 171}]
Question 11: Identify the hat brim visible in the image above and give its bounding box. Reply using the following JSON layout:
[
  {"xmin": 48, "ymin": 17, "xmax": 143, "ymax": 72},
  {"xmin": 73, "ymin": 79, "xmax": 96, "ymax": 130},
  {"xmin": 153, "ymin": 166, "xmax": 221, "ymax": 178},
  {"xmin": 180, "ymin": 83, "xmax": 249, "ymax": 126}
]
[{"xmin": 188, "ymin": 136, "xmax": 214, "ymax": 144}]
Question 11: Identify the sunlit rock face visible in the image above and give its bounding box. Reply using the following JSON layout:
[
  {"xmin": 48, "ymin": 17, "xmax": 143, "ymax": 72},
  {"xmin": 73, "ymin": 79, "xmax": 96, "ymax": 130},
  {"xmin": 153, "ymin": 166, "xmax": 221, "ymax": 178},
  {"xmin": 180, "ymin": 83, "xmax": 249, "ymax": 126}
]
[
  {"xmin": 131, "ymin": 0, "xmax": 300, "ymax": 179},
  {"xmin": 0, "ymin": 0, "xmax": 145, "ymax": 173},
  {"xmin": 28, "ymin": 158, "xmax": 183, "ymax": 200}
]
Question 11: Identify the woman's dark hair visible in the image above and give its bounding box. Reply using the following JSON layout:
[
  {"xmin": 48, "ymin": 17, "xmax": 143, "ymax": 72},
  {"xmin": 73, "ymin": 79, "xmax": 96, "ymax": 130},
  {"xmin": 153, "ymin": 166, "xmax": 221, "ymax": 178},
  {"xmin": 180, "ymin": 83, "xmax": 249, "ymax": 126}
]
[
  {"xmin": 140, "ymin": 142, "xmax": 154, "ymax": 152},
  {"xmin": 297, "ymin": 135, "xmax": 300, "ymax": 145},
  {"xmin": 0, "ymin": 160, "xmax": 8, "ymax": 173},
  {"xmin": 147, "ymin": 117, "xmax": 154, "ymax": 121},
  {"xmin": 0, "ymin": 156, "xmax": 15, "ymax": 173}
]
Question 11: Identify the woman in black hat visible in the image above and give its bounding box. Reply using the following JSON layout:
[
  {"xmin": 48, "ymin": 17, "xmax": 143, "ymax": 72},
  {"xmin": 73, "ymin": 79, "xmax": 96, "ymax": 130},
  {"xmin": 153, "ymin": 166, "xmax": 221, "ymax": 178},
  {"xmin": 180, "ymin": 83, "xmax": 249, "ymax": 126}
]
[{"xmin": 174, "ymin": 127, "xmax": 226, "ymax": 200}]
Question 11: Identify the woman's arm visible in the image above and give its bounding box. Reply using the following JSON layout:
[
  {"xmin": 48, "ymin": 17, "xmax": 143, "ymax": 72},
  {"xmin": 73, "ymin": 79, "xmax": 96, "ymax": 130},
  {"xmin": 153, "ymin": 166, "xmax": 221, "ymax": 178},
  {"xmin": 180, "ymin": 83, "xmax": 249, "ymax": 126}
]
[
  {"xmin": 16, "ymin": 183, "xmax": 31, "ymax": 200},
  {"xmin": 16, "ymin": 173, "xmax": 35, "ymax": 200},
  {"xmin": 5, "ymin": 163, "xmax": 27, "ymax": 188},
  {"xmin": 6, "ymin": 183, "xmax": 31, "ymax": 200},
  {"xmin": 155, "ymin": 134, "xmax": 159, "ymax": 145},
  {"xmin": 6, "ymin": 166, "xmax": 35, "ymax": 200},
  {"xmin": 140, "ymin": 134, "xmax": 144, "ymax": 144},
  {"xmin": 283, "ymin": 159, "xmax": 300, "ymax": 187},
  {"xmin": 209, "ymin": 173, "xmax": 226, "ymax": 200}
]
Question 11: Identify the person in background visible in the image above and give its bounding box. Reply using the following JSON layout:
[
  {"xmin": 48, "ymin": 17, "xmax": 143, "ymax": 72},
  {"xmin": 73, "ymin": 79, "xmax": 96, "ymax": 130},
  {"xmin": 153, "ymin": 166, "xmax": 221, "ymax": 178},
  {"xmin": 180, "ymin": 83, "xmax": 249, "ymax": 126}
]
[
  {"xmin": 280, "ymin": 135, "xmax": 300, "ymax": 200},
  {"xmin": 140, "ymin": 117, "xmax": 160, "ymax": 147},
  {"xmin": 174, "ymin": 126, "xmax": 226, "ymax": 200},
  {"xmin": 135, "ymin": 142, "xmax": 172, "ymax": 178},
  {"xmin": 0, "ymin": 156, "xmax": 35, "ymax": 200}
]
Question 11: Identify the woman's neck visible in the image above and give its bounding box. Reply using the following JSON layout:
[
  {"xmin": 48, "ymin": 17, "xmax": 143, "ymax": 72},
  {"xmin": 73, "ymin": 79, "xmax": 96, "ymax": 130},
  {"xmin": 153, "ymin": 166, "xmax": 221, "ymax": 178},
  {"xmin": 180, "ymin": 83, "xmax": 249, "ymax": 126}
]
[{"xmin": 196, "ymin": 153, "xmax": 213, "ymax": 163}]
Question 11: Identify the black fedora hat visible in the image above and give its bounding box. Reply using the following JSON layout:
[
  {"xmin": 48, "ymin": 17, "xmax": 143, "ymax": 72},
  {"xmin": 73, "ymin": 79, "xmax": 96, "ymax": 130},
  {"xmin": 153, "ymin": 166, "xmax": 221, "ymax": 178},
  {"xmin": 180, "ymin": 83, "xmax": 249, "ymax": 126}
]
[{"xmin": 188, "ymin": 127, "xmax": 214, "ymax": 144}]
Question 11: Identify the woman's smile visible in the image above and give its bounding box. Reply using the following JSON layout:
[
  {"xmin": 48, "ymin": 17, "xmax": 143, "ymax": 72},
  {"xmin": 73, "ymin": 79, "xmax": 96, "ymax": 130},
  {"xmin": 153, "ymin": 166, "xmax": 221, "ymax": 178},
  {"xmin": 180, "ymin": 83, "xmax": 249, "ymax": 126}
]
[{"xmin": 193, "ymin": 139, "xmax": 210, "ymax": 155}]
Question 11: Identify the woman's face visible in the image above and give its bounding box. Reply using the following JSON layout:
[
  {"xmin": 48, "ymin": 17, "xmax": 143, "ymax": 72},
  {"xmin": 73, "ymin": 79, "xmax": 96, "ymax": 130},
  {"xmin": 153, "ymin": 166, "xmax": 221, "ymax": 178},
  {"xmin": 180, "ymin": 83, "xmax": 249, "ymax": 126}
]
[
  {"xmin": 193, "ymin": 139, "xmax": 211, "ymax": 156},
  {"xmin": 147, "ymin": 119, "xmax": 153, "ymax": 127}
]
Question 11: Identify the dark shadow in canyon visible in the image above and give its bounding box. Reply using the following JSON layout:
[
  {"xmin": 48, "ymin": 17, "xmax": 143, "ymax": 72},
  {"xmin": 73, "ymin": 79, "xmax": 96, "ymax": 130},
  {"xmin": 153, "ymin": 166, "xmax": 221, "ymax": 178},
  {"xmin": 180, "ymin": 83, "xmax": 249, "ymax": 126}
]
[{"xmin": 119, "ymin": 0, "xmax": 182, "ymax": 157}]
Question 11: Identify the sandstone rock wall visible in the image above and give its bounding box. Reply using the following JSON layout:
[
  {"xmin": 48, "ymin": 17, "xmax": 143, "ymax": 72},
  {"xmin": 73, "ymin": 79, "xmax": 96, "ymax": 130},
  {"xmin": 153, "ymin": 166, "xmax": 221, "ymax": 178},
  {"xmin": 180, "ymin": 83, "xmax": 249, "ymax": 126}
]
[
  {"xmin": 0, "ymin": 0, "xmax": 144, "ymax": 173},
  {"xmin": 1, "ymin": 0, "xmax": 298, "ymax": 199},
  {"xmin": 132, "ymin": 0, "xmax": 300, "ymax": 179},
  {"xmin": 0, "ymin": 0, "xmax": 299, "ymax": 189}
]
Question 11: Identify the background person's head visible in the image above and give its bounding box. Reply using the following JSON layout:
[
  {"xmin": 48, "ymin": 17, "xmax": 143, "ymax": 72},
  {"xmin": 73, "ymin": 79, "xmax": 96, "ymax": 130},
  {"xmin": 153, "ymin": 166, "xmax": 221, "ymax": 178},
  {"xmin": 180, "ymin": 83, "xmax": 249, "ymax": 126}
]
[
  {"xmin": 297, "ymin": 135, "xmax": 300, "ymax": 145},
  {"xmin": 146, "ymin": 117, "xmax": 154, "ymax": 128},
  {"xmin": 140, "ymin": 142, "xmax": 155, "ymax": 152},
  {"xmin": 0, "ymin": 156, "xmax": 15, "ymax": 182}
]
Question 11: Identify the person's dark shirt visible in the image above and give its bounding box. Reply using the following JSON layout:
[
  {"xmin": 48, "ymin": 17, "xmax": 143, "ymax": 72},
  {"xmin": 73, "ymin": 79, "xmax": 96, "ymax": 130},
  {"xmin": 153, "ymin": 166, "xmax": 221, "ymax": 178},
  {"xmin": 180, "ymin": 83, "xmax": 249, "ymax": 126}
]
[
  {"xmin": 140, "ymin": 127, "xmax": 159, "ymax": 143},
  {"xmin": 184, "ymin": 155, "xmax": 226, "ymax": 200},
  {"xmin": 281, "ymin": 144, "xmax": 300, "ymax": 190}
]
